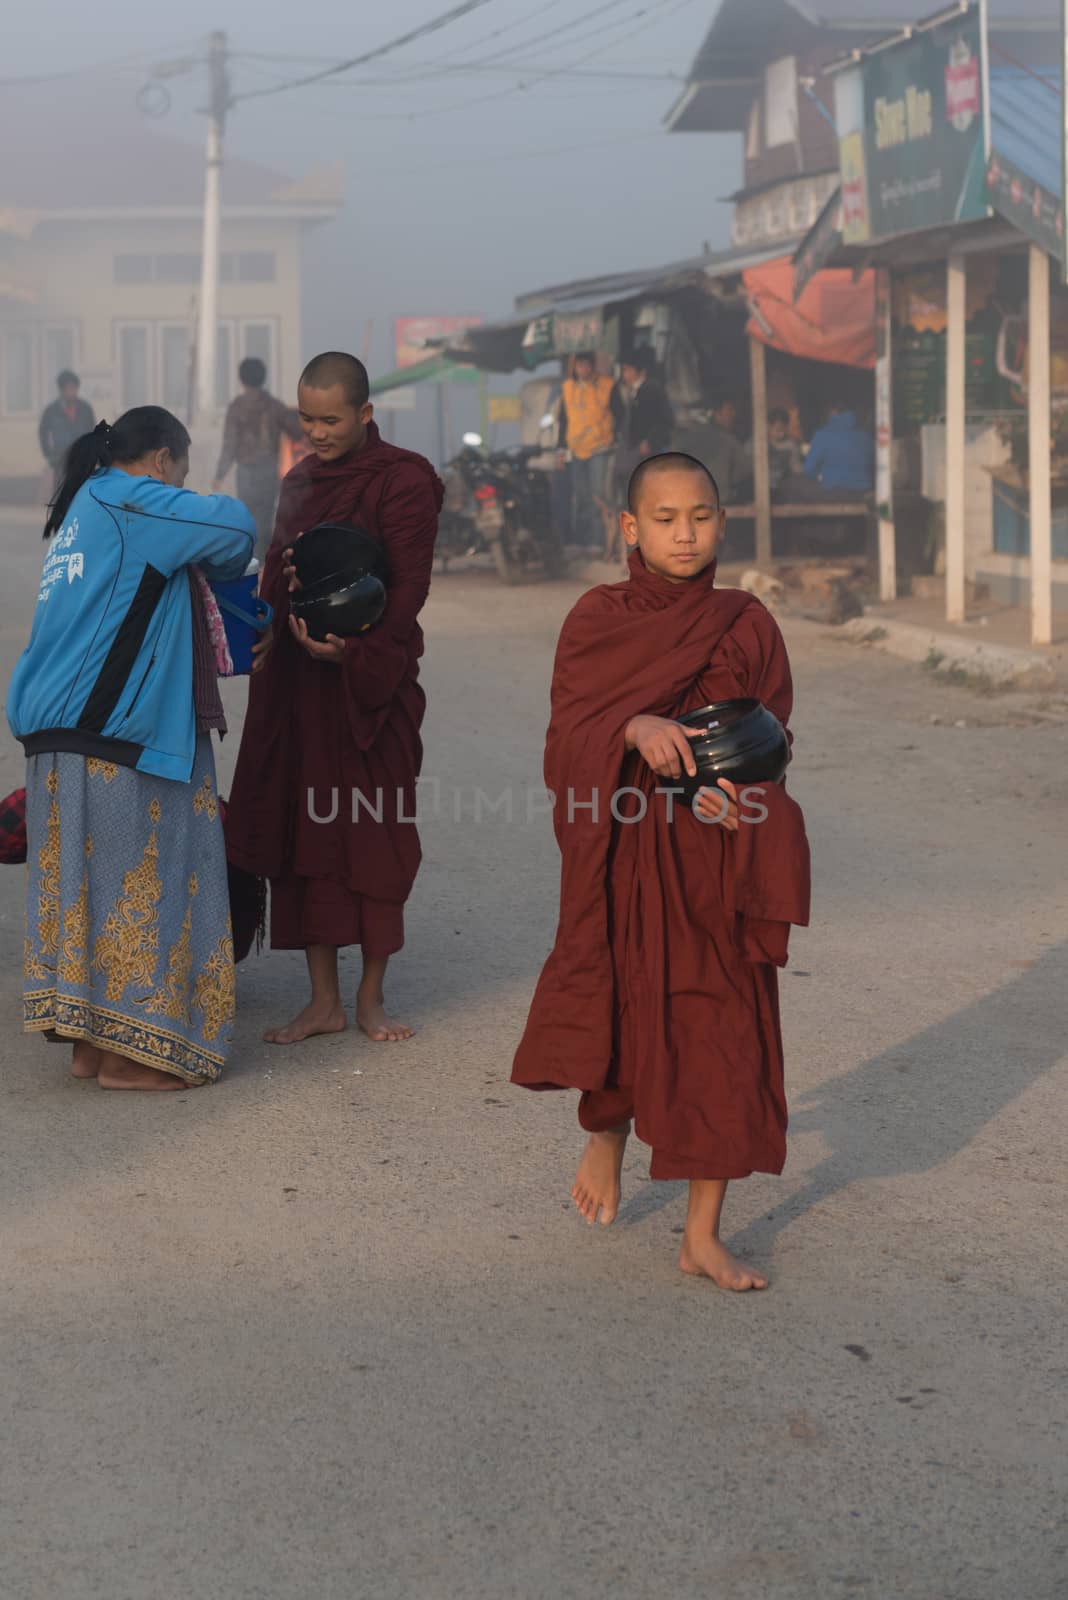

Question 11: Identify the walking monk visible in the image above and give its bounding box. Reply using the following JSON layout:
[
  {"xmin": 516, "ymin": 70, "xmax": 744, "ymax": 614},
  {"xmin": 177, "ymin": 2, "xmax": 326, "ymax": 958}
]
[
  {"xmin": 224, "ymin": 352, "xmax": 442, "ymax": 1043},
  {"xmin": 512, "ymin": 453, "xmax": 810, "ymax": 1290}
]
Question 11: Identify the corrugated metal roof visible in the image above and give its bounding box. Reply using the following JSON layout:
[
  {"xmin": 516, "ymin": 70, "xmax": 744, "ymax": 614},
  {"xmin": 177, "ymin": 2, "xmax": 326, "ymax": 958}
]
[
  {"xmin": 514, "ymin": 242, "xmax": 795, "ymax": 316},
  {"xmin": 990, "ymin": 67, "xmax": 1062, "ymax": 198},
  {"xmin": 670, "ymin": 0, "xmax": 1059, "ymax": 132}
]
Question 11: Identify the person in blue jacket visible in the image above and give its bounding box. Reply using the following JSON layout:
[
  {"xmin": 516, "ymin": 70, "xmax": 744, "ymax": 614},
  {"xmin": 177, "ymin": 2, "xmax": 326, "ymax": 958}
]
[
  {"xmin": 7, "ymin": 406, "xmax": 256, "ymax": 1091},
  {"xmin": 802, "ymin": 405, "xmax": 874, "ymax": 494}
]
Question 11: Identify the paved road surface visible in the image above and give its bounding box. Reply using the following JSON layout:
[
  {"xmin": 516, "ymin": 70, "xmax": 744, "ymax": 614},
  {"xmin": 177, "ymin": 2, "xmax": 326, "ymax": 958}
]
[{"xmin": 2, "ymin": 519, "xmax": 1066, "ymax": 1599}]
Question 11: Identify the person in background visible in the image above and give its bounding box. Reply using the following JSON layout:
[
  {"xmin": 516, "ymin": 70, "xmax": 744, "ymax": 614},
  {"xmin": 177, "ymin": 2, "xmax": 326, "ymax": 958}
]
[
  {"xmin": 768, "ymin": 407, "xmax": 804, "ymax": 496},
  {"xmin": 212, "ymin": 358, "xmax": 302, "ymax": 557},
  {"xmin": 39, "ymin": 372, "xmax": 95, "ymax": 494},
  {"xmin": 558, "ymin": 352, "xmax": 615, "ymax": 549},
  {"xmin": 678, "ymin": 398, "xmax": 751, "ymax": 504},
  {"xmin": 608, "ymin": 352, "xmax": 676, "ymax": 562},
  {"xmin": 802, "ymin": 404, "xmax": 874, "ymax": 495},
  {"xmin": 8, "ymin": 407, "xmax": 256, "ymax": 1091}
]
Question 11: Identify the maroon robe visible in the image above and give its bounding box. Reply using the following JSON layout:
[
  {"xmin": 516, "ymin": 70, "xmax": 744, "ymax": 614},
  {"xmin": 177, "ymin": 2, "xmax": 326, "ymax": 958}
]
[
  {"xmin": 511, "ymin": 550, "xmax": 811, "ymax": 1180},
  {"xmin": 224, "ymin": 423, "xmax": 443, "ymax": 955}
]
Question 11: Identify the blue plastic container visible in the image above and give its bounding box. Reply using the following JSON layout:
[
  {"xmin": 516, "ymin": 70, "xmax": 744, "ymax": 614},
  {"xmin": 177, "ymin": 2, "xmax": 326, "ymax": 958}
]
[{"xmin": 210, "ymin": 573, "xmax": 274, "ymax": 676}]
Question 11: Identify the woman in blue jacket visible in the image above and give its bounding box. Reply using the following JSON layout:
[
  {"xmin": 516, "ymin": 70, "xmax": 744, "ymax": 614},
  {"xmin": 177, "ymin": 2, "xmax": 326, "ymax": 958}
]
[{"xmin": 7, "ymin": 407, "xmax": 256, "ymax": 1090}]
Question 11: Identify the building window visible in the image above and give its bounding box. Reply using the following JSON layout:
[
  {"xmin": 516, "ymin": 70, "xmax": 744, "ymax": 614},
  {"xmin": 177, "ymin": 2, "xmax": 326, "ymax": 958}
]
[
  {"xmin": 215, "ymin": 323, "xmax": 233, "ymax": 412},
  {"xmin": 2, "ymin": 328, "xmax": 35, "ymax": 415},
  {"xmin": 746, "ymin": 100, "xmax": 761, "ymax": 162},
  {"xmin": 764, "ymin": 56, "xmax": 798, "ymax": 149},
  {"xmin": 118, "ymin": 325, "xmax": 150, "ymax": 410},
  {"xmin": 220, "ymin": 251, "xmax": 277, "ymax": 284},
  {"xmin": 242, "ymin": 323, "xmax": 273, "ymax": 370},
  {"xmin": 155, "ymin": 253, "xmax": 201, "ymax": 284},
  {"xmin": 115, "ymin": 250, "xmax": 277, "ymax": 285},
  {"xmin": 161, "ymin": 325, "xmax": 192, "ymax": 414},
  {"xmin": 115, "ymin": 254, "xmax": 153, "ymax": 284},
  {"xmin": 42, "ymin": 326, "xmax": 77, "ymax": 392}
]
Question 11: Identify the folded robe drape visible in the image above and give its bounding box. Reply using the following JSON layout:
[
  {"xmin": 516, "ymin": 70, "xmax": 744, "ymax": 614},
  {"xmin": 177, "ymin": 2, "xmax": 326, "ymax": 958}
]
[{"xmin": 511, "ymin": 550, "xmax": 811, "ymax": 1178}]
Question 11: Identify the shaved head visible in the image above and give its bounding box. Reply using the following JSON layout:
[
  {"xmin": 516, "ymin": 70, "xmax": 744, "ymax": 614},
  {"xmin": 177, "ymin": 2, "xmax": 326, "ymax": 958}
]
[
  {"xmin": 628, "ymin": 451, "xmax": 720, "ymax": 514},
  {"xmin": 299, "ymin": 351, "xmax": 370, "ymax": 409}
]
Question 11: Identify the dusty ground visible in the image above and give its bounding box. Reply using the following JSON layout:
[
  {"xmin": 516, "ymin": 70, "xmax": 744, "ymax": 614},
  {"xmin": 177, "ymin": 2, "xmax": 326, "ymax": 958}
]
[{"xmin": 1, "ymin": 527, "xmax": 1066, "ymax": 1600}]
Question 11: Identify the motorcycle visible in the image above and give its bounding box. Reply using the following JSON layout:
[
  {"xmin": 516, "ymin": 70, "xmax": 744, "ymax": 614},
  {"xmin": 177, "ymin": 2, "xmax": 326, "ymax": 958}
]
[{"xmin": 438, "ymin": 431, "xmax": 566, "ymax": 585}]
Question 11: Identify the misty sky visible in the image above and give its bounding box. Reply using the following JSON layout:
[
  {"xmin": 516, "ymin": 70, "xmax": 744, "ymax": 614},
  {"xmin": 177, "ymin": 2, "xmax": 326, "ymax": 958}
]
[{"xmin": 7, "ymin": 0, "xmax": 741, "ymax": 446}]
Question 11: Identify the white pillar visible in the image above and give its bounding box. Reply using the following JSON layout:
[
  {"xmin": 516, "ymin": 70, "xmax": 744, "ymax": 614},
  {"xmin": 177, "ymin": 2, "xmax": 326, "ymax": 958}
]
[
  {"xmin": 750, "ymin": 335, "xmax": 772, "ymax": 567},
  {"xmin": 1028, "ymin": 244, "xmax": 1053, "ymax": 646},
  {"xmin": 945, "ymin": 254, "xmax": 967, "ymax": 623},
  {"xmin": 195, "ymin": 113, "xmax": 222, "ymax": 423},
  {"xmin": 875, "ymin": 269, "xmax": 897, "ymax": 601}
]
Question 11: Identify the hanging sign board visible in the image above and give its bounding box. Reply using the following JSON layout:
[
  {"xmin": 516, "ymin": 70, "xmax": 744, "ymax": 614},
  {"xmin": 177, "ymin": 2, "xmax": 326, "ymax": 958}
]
[{"xmin": 834, "ymin": 4, "xmax": 988, "ymax": 246}]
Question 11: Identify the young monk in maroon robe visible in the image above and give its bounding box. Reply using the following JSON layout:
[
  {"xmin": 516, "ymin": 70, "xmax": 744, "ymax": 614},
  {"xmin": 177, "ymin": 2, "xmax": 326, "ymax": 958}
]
[
  {"xmin": 512, "ymin": 453, "xmax": 810, "ymax": 1291},
  {"xmin": 224, "ymin": 352, "xmax": 442, "ymax": 1044}
]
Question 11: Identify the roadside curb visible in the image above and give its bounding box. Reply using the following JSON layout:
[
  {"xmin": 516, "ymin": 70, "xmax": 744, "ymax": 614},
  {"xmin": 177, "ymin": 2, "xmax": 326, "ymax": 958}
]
[{"xmin": 840, "ymin": 614, "xmax": 1059, "ymax": 689}]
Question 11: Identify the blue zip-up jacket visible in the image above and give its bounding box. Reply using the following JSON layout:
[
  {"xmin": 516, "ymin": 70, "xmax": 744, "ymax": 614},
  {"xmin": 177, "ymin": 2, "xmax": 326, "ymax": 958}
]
[
  {"xmin": 6, "ymin": 468, "xmax": 255, "ymax": 783},
  {"xmin": 803, "ymin": 411, "xmax": 874, "ymax": 492}
]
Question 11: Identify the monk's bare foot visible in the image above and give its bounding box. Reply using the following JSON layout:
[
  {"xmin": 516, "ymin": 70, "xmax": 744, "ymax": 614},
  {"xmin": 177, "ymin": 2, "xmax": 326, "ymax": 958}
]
[
  {"xmin": 572, "ymin": 1126, "xmax": 629, "ymax": 1226},
  {"xmin": 70, "ymin": 1041, "xmax": 102, "ymax": 1079},
  {"xmin": 263, "ymin": 1001, "xmax": 347, "ymax": 1045},
  {"xmin": 356, "ymin": 993, "xmax": 414, "ymax": 1043},
  {"xmin": 679, "ymin": 1234, "xmax": 768, "ymax": 1292},
  {"xmin": 97, "ymin": 1055, "xmax": 187, "ymax": 1092}
]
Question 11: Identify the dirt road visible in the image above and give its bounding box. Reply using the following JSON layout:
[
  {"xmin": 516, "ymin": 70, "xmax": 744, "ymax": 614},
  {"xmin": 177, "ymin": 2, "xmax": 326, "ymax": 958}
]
[{"xmin": 2, "ymin": 528, "xmax": 1066, "ymax": 1600}]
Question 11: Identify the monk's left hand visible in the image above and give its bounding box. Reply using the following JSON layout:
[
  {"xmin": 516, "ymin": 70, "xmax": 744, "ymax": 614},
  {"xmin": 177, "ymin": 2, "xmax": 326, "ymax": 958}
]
[
  {"xmin": 282, "ymin": 541, "xmax": 304, "ymax": 592},
  {"xmin": 288, "ymin": 614, "xmax": 345, "ymax": 663},
  {"xmin": 695, "ymin": 777, "xmax": 740, "ymax": 832}
]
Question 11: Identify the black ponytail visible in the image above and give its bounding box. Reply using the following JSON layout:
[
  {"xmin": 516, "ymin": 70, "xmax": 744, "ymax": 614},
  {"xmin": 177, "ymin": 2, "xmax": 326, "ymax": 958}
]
[{"xmin": 43, "ymin": 405, "xmax": 192, "ymax": 541}]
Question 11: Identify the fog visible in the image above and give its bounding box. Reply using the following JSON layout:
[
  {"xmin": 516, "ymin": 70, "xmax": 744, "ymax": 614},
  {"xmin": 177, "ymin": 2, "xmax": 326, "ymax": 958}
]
[{"xmin": 4, "ymin": 0, "xmax": 739, "ymax": 459}]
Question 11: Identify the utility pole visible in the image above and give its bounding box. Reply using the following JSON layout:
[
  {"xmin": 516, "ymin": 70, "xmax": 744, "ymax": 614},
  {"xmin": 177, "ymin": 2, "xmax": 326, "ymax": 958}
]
[{"xmin": 194, "ymin": 31, "xmax": 230, "ymax": 423}]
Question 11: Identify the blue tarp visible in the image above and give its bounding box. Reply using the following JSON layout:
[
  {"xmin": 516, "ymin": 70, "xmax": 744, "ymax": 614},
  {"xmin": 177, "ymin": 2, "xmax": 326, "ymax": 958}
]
[{"xmin": 990, "ymin": 67, "xmax": 1062, "ymax": 198}]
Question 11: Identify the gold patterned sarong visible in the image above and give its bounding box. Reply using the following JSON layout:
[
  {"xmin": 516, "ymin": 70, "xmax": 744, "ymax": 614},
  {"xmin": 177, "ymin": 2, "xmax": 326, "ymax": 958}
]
[{"xmin": 23, "ymin": 737, "xmax": 233, "ymax": 1084}]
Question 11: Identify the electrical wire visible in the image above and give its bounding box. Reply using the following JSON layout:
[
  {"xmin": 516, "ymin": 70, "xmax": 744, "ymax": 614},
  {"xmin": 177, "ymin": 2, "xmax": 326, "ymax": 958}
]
[
  {"xmin": 354, "ymin": 0, "xmax": 701, "ymax": 120},
  {"xmin": 230, "ymin": 0, "xmax": 497, "ymax": 104},
  {"xmin": 0, "ymin": 45, "xmax": 198, "ymax": 88}
]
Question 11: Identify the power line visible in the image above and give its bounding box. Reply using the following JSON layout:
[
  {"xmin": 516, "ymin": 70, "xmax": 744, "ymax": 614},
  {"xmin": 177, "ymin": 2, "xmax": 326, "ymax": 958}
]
[
  {"xmin": 452, "ymin": 0, "xmax": 641, "ymax": 68},
  {"xmin": 411, "ymin": 0, "xmax": 569, "ymax": 66},
  {"xmin": 0, "ymin": 45, "xmax": 197, "ymax": 88},
  {"xmin": 230, "ymin": 0, "xmax": 498, "ymax": 104},
  {"xmin": 355, "ymin": 0, "xmax": 698, "ymax": 121}
]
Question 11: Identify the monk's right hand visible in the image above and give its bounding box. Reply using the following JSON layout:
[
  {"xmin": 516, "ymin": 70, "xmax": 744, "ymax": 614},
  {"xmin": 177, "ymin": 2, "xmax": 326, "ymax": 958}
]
[{"xmin": 624, "ymin": 715, "xmax": 703, "ymax": 780}]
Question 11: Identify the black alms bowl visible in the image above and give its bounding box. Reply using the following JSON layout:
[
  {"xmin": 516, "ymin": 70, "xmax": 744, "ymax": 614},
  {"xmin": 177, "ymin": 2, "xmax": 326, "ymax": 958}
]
[
  {"xmin": 290, "ymin": 571, "xmax": 387, "ymax": 642},
  {"xmin": 675, "ymin": 698, "xmax": 789, "ymax": 801},
  {"xmin": 292, "ymin": 522, "xmax": 388, "ymax": 588}
]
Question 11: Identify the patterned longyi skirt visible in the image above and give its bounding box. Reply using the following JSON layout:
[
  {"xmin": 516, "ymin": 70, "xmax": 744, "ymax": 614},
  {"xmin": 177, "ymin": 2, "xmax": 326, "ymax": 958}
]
[{"xmin": 22, "ymin": 737, "xmax": 234, "ymax": 1085}]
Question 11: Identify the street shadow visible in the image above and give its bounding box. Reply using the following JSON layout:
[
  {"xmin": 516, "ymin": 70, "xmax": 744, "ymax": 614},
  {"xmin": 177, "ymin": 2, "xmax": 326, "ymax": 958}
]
[
  {"xmin": 611, "ymin": 942, "xmax": 1068, "ymax": 1241},
  {"xmin": 727, "ymin": 940, "xmax": 1068, "ymax": 1256}
]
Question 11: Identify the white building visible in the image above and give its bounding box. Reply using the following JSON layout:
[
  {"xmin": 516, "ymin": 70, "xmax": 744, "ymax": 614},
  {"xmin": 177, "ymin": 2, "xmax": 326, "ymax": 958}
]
[{"xmin": 0, "ymin": 90, "xmax": 340, "ymax": 494}]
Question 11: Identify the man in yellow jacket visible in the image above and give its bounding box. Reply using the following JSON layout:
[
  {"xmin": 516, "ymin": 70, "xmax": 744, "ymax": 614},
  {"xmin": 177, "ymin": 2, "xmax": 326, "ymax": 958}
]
[{"xmin": 559, "ymin": 352, "xmax": 615, "ymax": 550}]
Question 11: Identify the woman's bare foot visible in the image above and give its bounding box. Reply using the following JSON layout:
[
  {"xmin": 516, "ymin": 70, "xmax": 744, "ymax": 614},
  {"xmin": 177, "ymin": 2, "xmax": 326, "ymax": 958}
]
[
  {"xmin": 356, "ymin": 992, "xmax": 414, "ymax": 1043},
  {"xmin": 70, "ymin": 1041, "xmax": 102, "ymax": 1079},
  {"xmin": 572, "ymin": 1126, "xmax": 629, "ymax": 1226},
  {"xmin": 97, "ymin": 1053, "xmax": 187, "ymax": 1091},
  {"xmin": 263, "ymin": 1001, "xmax": 347, "ymax": 1045},
  {"xmin": 679, "ymin": 1234, "xmax": 768, "ymax": 1292}
]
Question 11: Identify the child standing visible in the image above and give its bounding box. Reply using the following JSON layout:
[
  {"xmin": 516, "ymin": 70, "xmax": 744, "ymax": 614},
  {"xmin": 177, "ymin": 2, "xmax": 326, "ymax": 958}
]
[{"xmin": 512, "ymin": 453, "xmax": 810, "ymax": 1290}]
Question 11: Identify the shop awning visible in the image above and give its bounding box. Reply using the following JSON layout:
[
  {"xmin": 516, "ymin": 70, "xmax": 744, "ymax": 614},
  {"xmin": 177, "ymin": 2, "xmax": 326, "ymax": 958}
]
[
  {"xmin": 792, "ymin": 64, "xmax": 1066, "ymax": 288},
  {"xmin": 443, "ymin": 241, "xmax": 796, "ymax": 373},
  {"xmin": 369, "ymin": 355, "xmax": 477, "ymax": 394},
  {"xmin": 986, "ymin": 67, "xmax": 1064, "ymax": 267},
  {"xmin": 746, "ymin": 258, "xmax": 876, "ymax": 368}
]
